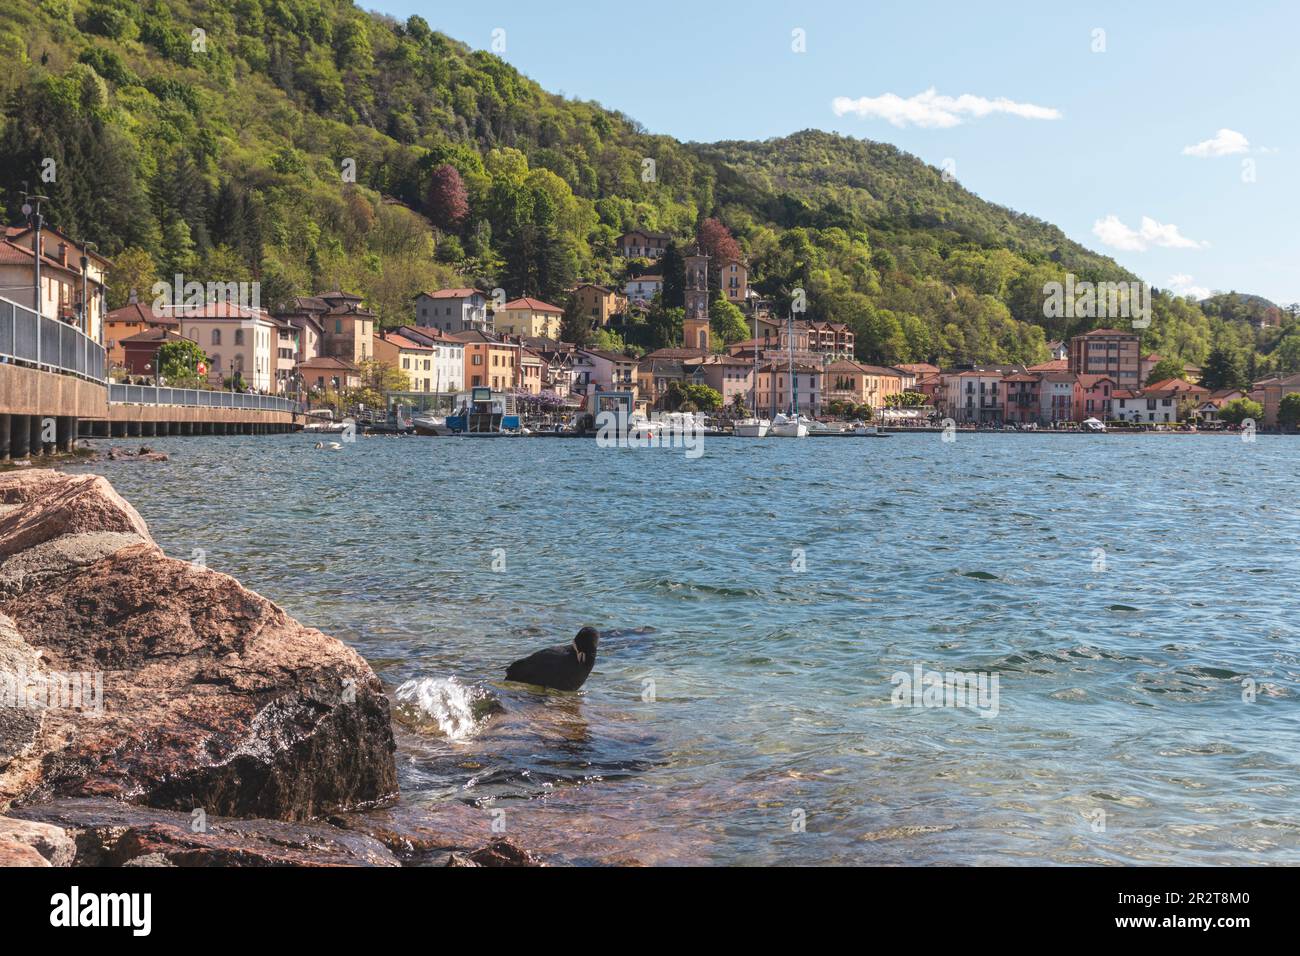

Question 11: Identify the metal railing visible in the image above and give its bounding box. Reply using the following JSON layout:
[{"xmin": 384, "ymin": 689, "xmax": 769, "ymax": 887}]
[
  {"xmin": 108, "ymin": 383, "xmax": 301, "ymax": 413},
  {"xmin": 0, "ymin": 296, "xmax": 105, "ymax": 382}
]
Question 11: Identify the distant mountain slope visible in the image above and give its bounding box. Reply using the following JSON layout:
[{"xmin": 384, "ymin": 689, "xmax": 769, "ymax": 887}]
[{"xmin": 0, "ymin": 0, "xmax": 1294, "ymax": 374}]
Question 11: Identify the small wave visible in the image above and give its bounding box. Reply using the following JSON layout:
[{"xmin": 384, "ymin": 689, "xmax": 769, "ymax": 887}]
[{"xmin": 394, "ymin": 676, "xmax": 498, "ymax": 741}]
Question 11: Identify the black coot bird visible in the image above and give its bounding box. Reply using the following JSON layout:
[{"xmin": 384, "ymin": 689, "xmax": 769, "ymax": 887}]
[{"xmin": 505, "ymin": 627, "xmax": 599, "ymax": 691}]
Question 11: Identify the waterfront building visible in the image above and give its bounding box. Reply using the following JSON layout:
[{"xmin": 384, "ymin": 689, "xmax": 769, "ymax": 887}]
[
  {"xmin": 1001, "ymin": 372, "xmax": 1042, "ymax": 425},
  {"xmin": 638, "ymin": 348, "xmax": 704, "ymax": 407},
  {"xmin": 1074, "ymin": 373, "xmax": 1118, "ymax": 420},
  {"xmin": 1195, "ymin": 389, "xmax": 1246, "ymax": 425},
  {"xmin": 298, "ymin": 356, "xmax": 361, "ymax": 393},
  {"xmin": 395, "ymin": 326, "xmax": 465, "ymax": 393},
  {"xmin": 941, "ymin": 367, "xmax": 1018, "ymax": 424},
  {"xmin": 272, "ymin": 297, "xmax": 325, "ymax": 366},
  {"xmin": 276, "ymin": 291, "xmax": 374, "ymax": 366},
  {"xmin": 104, "ymin": 301, "xmax": 178, "ymax": 368},
  {"xmin": 452, "ymin": 329, "xmax": 520, "ymax": 390},
  {"xmin": 119, "ymin": 327, "xmax": 190, "ymax": 377},
  {"xmin": 1249, "ymin": 373, "xmax": 1300, "ymax": 426},
  {"xmin": 686, "ymin": 354, "xmax": 753, "ymax": 409},
  {"xmin": 755, "ymin": 361, "xmax": 822, "ymax": 417},
  {"xmin": 414, "ymin": 288, "xmax": 490, "ymax": 333},
  {"xmin": 1, "ymin": 223, "xmax": 111, "ymax": 341},
  {"xmin": 272, "ymin": 318, "xmax": 301, "ymax": 394},
  {"xmin": 824, "ymin": 360, "xmax": 905, "ymax": 409},
  {"xmin": 574, "ymin": 348, "xmax": 638, "ymax": 397},
  {"xmin": 519, "ymin": 348, "xmax": 545, "ymax": 395},
  {"xmin": 1038, "ymin": 371, "xmax": 1078, "ymax": 424},
  {"xmin": 1068, "ymin": 328, "xmax": 1141, "ymax": 389},
  {"xmin": 172, "ymin": 302, "xmax": 278, "ymax": 392},
  {"xmin": 374, "ymin": 330, "xmax": 440, "ymax": 392},
  {"xmin": 494, "ymin": 297, "xmax": 564, "ymax": 340}
]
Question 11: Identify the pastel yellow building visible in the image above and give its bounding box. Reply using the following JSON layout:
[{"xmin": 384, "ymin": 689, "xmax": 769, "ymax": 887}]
[{"xmin": 494, "ymin": 297, "xmax": 564, "ymax": 339}]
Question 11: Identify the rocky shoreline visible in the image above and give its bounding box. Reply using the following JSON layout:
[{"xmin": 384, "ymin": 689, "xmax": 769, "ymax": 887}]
[{"xmin": 0, "ymin": 470, "xmax": 540, "ymax": 867}]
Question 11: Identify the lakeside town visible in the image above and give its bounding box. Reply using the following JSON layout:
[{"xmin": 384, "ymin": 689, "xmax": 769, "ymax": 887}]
[{"xmin": 5, "ymin": 219, "xmax": 1300, "ymax": 437}]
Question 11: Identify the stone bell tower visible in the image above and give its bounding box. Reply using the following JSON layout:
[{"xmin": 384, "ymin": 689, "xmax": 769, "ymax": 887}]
[{"xmin": 682, "ymin": 249, "xmax": 711, "ymax": 352}]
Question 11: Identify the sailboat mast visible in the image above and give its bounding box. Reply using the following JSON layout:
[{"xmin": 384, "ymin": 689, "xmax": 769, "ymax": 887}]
[{"xmin": 788, "ymin": 309, "xmax": 797, "ymax": 416}]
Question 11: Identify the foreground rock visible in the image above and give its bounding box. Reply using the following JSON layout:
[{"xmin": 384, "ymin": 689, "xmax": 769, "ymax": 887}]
[
  {"xmin": 0, "ymin": 470, "xmax": 397, "ymax": 821},
  {"xmin": 8, "ymin": 798, "xmax": 399, "ymax": 867}
]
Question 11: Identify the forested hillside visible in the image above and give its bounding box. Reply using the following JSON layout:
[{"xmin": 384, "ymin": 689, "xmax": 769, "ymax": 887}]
[{"xmin": 3, "ymin": 0, "xmax": 1298, "ymax": 376}]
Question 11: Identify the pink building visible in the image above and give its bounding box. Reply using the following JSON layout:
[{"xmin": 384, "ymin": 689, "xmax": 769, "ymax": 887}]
[
  {"xmin": 1074, "ymin": 374, "xmax": 1116, "ymax": 421},
  {"xmin": 1002, "ymin": 373, "xmax": 1042, "ymax": 425}
]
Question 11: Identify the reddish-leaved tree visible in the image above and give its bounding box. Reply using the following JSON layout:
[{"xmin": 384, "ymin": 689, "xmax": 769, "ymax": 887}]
[
  {"xmin": 696, "ymin": 217, "xmax": 741, "ymax": 263},
  {"xmin": 426, "ymin": 164, "xmax": 469, "ymax": 231}
]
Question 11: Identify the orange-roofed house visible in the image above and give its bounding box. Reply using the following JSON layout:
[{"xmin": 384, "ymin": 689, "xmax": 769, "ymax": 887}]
[
  {"xmin": 104, "ymin": 301, "xmax": 179, "ymax": 368},
  {"xmin": 569, "ymin": 283, "xmax": 625, "ymax": 326},
  {"xmin": 374, "ymin": 330, "xmax": 439, "ymax": 392},
  {"xmin": 298, "ymin": 356, "xmax": 361, "ymax": 393},
  {"xmin": 494, "ymin": 297, "xmax": 564, "ymax": 340},
  {"xmin": 414, "ymin": 288, "xmax": 489, "ymax": 333}
]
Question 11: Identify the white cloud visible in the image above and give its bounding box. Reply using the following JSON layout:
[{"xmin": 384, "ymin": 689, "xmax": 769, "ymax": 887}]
[
  {"xmin": 1166, "ymin": 274, "xmax": 1212, "ymax": 299},
  {"xmin": 1182, "ymin": 128, "xmax": 1250, "ymax": 157},
  {"xmin": 1092, "ymin": 215, "xmax": 1207, "ymax": 252},
  {"xmin": 830, "ymin": 88, "xmax": 1061, "ymax": 128}
]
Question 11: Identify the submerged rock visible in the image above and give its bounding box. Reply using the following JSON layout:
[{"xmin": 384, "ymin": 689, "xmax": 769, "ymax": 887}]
[
  {"xmin": 8, "ymin": 798, "xmax": 398, "ymax": 867},
  {"xmin": 0, "ymin": 470, "xmax": 397, "ymax": 821}
]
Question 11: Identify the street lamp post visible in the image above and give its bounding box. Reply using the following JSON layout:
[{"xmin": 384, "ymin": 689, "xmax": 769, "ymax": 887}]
[
  {"xmin": 79, "ymin": 240, "xmax": 98, "ymax": 340},
  {"xmin": 21, "ymin": 194, "xmax": 49, "ymax": 367}
]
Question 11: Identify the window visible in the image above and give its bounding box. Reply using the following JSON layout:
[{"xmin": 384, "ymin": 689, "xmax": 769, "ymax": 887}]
[
  {"xmin": 211, "ymin": 329, "xmax": 222, "ymax": 345},
  {"xmin": 235, "ymin": 330, "xmax": 244, "ymax": 346}
]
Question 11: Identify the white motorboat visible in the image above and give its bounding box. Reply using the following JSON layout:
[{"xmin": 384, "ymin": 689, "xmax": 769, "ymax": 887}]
[
  {"xmin": 734, "ymin": 417, "xmax": 770, "ymax": 438},
  {"xmin": 770, "ymin": 413, "xmax": 809, "ymax": 438},
  {"xmin": 412, "ymin": 415, "xmax": 453, "ymax": 436},
  {"xmin": 851, "ymin": 421, "xmax": 881, "ymax": 436},
  {"xmin": 1081, "ymin": 417, "xmax": 1107, "ymax": 433}
]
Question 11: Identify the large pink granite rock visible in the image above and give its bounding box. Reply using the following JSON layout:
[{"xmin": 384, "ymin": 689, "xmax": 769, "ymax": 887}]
[{"xmin": 0, "ymin": 470, "xmax": 396, "ymax": 822}]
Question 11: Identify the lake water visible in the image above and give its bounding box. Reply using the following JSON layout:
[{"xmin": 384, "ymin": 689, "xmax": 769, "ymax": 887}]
[{"xmin": 71, "ymin": 432, "xmax": 1300, "ymax": 865}]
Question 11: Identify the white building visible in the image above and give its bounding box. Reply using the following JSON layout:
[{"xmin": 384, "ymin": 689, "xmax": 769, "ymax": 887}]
[
  {"xmin": 397, "ymin": 326, "xmax": 465, "ymax": 393},
  {"xmin": 624, "ymin": 275, "xmax": 663, "ymax": 306}
]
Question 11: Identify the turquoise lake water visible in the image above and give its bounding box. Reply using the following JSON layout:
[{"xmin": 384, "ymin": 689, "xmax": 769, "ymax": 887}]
[{"xmin": 72, "ymin": 432, "xmax": 1300, "ymax": 865}]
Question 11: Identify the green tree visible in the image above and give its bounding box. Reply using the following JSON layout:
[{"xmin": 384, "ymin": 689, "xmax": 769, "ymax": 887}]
[
  {"xmin": 157, "ymin": 338, "xmax": 208, "ymax": 384},
  {"xmin": 1218, "ymin": 397, "xmax": 1263, "ymax": 426},
  {"xmin": 660, "ymin": 241, "xmax": 685, "ymax": 309},
  {"xmin": 1200, "ymin": 346, "xmax": 1246, "ymax": 391},
  {"xmin": 683, "ymin": 383, "xmax": 722, "ymax": 411},
  {"xmin": 1277, "ymin": 392, "xmax": 1300, "ymax": 430},
  {"xmin": 709, "ymin": 295, "xmax": 749, "ymax": 348},
  {"xmin": 1145, "ymin": 357, "xmax": 1187, "ymax": 385},
  {"xmin": 560, "ymin": 296, "xmax": 592, "ymax": 347}
]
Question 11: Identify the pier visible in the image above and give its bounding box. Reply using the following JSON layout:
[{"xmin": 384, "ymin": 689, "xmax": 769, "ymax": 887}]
[{"xmin": 0, "ymin": 296, "xmax": 301, "ymax": 461}]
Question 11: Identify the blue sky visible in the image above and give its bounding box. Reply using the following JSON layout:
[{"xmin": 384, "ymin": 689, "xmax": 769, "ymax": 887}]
[{"xmin": 372, "ymin": 0, "xmax": 1299, "ymax": 306}]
